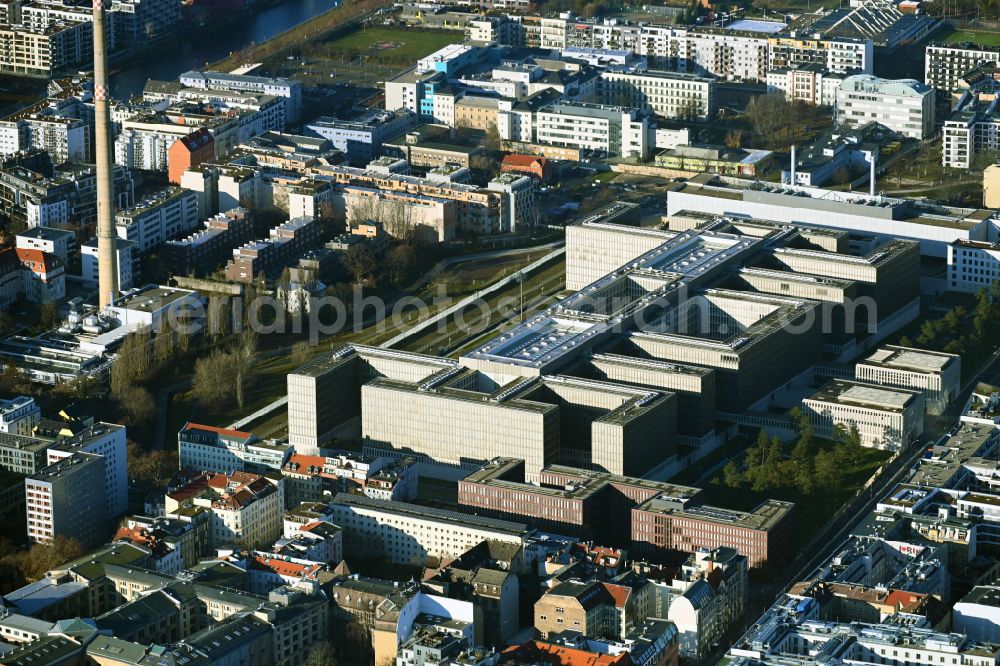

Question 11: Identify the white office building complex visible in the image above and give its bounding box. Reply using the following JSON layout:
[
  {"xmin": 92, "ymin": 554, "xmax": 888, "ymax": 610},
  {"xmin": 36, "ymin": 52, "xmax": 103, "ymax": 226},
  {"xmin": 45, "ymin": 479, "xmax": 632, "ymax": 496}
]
[
  {"xmin": 855, "ymin": 345, "xmax": 961, "ymax": 416},
  {"xmin": 535, "ymin": 103, "xmax": 650, "ymax": 159},
  {"xmin": 178, "ymin": 422, "xmax": 293, "ymax": 474},
  {"xmin": 326, "ymin": 493, "xmax": 525, "ymax": 566},
  {"xmin": 835, "ymin": 75, "xmax": 935, "ymax": 140},
  {"xmin": 115, "ymin": 187, "xmax": 199, "ymax": 253},
  {"xmin": 598, "ymin": 70, "xmax": 715, "ymax": 120},
  {"xmin": 766, "ymin": 64, "xmax": 844, "ymax": 106},
  {"xmin": 0, "ymin": 396, "xmax": 40, "ymax": 436},
  {"xmin": 802, "ymin": 378, "xmax": 925, "ymax": 450}
]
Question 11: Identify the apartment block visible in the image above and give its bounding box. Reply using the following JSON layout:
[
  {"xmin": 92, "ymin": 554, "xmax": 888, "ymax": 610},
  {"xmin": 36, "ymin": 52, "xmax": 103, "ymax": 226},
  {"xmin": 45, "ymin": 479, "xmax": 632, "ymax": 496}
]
[
  {"xmin": 115, "ymin": 187, "xmax": 200, "ymax": 254},
  {"xmin": 926, "ymin": 42, "xmax": 1000, "ymax": 92},
  {"xmin": 26, "ymin": 452, "xmax": 107, "ymax": 546},
  {"xmin": 597, "ymin": 70, "xmax": 715, "ymax": 120},
  {"xmin": 0, "ymin": 397, "xmax": 39, "ymax": 436},
  {"xmin": 765, "ymin": 64, "xmax": 844, "ymax": 106},
  {"xmin": 81, "ymin": 237, "xmax": 136, "ymax": 291},
  {"xmin": 802, "ymin": 379, "xmax": 925, "ymax": 450},
  {"xmin": 305, "ymin": 109, "xmax": 418, "ymax": 164},
  {"xmin": 942, "ymin": 94, "xmax": 1000, "ymax": 169},
  {"xmin": 15, "ymin": 226, "xmax": 75, "ymax": 263},
  {"xmin": 162, "ymin": 207, "xmax": 254, "ymax": 277},
  {"xmin": 110, "ymin": 0, "xmax": 181, "ymax": 43},
  {"xmin": 165, "ymin": 471, "xmax": 284, "ymax": 549},
  {"xmin": 534, "ymin": 103, "xmax": 650, "ymax": 159},
  {"xmin": 45, "ymin": 422, "xmax": 128, "ymax": 518},
  {"xmin": 856, "ymin": 346, "xmax": 960, "ymax": 416},
  {"xmin": 180, "ymin": 69, "xmax": 302, "ymax": 124},
  {"xmin": 0, "ymin": 21, "xmax": 92, "ymax": 78},
  {"xmin": 224, "ymin": 215, "xmax": 321, "ymax": 283},
  {"xmin": 835, "ymin": 75, "xmax": 935, "ymax": 140},
  {"xmin": 178, "ymin": 422, "xmax": 292, "ymax": 474}
]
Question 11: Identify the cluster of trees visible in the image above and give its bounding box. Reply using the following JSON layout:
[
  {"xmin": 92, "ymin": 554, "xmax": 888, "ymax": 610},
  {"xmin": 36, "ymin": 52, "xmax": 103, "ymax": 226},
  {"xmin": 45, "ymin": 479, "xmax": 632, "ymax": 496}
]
[
  {"xmin": 110, "ymin": 325, "xmax": 197, "ymax": 427},
  {"xmin": 127, "ymin": 440, "xmax": 178, "ymax": 486},
  {"xmin": 901, "ymin": 284, "xmax": 1000, "ymax": 357},
  {"xmin": 721, "ymin": 409, "xmax": 864, "ymax": 495},
  {"xmin": 0, "ymin": 536, "xmax": 86, "ymax": 595},
  {"xmin": 191, "ymin": 329, "xmax": 259, "ymax": 410}
]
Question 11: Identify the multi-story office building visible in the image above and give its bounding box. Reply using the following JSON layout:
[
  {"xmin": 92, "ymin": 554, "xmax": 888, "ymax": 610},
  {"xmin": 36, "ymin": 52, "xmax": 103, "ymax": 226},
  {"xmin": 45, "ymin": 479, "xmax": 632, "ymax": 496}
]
[
  {"xmin": 162, "ymin": 207, "xmax": 254, "ymax": 277},
  {"xmin": 802, "ymin": 379, "xmax": 925, "ymax": 450},
  {"xmin": 597, "ymin": 70, "xmax": 715, "ymax": 120},
  {"xmin": 26, "ymin": 452, "xmax": 108, "ymax": 547},
  {"xmin": 835, "ymin": 75, "xmax": 935, "ymax": 140},
  {"xmin": 177, "ymin": 422, "xmax": 292, "ymax": 474},
  {"xmin": 926, "ymin": 42, "xmax": 1000, "ymax": 92},
  {"xmin": 942, "ymin": 94, "xmax": 1000, "ymax": 169},
  {"xmin": 165, "ymin": 471, "xmax": 283, "ymax": 549},
  {"xmin": 0, "ymin": 397, "xmax": 39, "ymax": 436},
  {"xmin": 81, "ymin": 237, "xmax": 136, "ymax": 291},
  {"xmin": 325, "ymin": 492, "xmax": 526, "ymax": 566},
  {"xmin": 305, "ymin": 109, "xmax": 418, "ymax": 164},
  {"xmin": 115, "ymin": 187, "xmax": 200, "ymax": 253},
  {"xmin": 486, "ymin": 173, "xmax": 534, "ymax": 233},
  {"xmin": 856, "ymin": 345, "xmax": 961, "ymax": 416},
  {"xmin": 180, "ymin": 70, "xmax": 303, "ymax": 124},
  {"xmin": 0, "ymin": 431, "xmax": 54, "ymax": 476},
  {"xmin": 765, "ymin": 64, "xmax": 844, "ymax": 106},
  {"xmin": 46, "ymin": 422, "xmax": 128, "ymax": 518},
  {"xmin": 948, "ymin": 239, "xmax": 1000, "ymax": 293},
  {"xmin": 534, "ymin": 102, "xmax": 650, "ymax": 159}
]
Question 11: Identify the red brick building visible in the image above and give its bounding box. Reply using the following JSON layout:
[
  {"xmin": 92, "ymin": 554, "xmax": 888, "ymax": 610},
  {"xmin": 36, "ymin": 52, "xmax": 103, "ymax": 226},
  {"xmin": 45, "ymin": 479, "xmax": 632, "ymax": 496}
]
[
  {"xmin": 501, "ymin": 154, "xmax": 552, "ymax": 181},
  {"xmin": 168, "ymin": 128, "xmax": 214, "ymax": 185}
]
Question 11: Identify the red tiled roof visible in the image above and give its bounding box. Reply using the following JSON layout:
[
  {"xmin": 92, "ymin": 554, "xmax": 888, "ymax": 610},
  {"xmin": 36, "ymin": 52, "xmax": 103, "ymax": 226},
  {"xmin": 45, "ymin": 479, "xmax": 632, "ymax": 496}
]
[
  {"xmin": 502, "ymin": 154, "xmax": 549, "ymax": 168},
  {"xmin": 183, "ymin": 422, "xmax": 253, "ymax": 440},
  {"xmin": 601, "ymin": 583, "xmax": 631, "ymax": 609},
  {"xmin": 178, "ymin": 128, "xmax": 213, "ymax": 151},
  {"xmin": 16, "ymin": 247, "xmax": 63, "ymax": 273},
  {"xmin": 502, "ymin": 641, "xmax": 629, "ymax": 666},
  {"xmin": 251, "ymin": 554, "xmax": 321, "ymax": 579}
]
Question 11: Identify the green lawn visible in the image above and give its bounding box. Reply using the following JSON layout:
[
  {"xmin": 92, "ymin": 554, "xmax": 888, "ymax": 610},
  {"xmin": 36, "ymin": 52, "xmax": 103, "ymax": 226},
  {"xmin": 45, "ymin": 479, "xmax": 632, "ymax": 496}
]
[
  {"xmin": 939, "ymin": 28, "xmax": 1000, "ymax": 47},
  {"xmin": 323, "ymin": 26, "xmax": 464, "ymax": 62}
]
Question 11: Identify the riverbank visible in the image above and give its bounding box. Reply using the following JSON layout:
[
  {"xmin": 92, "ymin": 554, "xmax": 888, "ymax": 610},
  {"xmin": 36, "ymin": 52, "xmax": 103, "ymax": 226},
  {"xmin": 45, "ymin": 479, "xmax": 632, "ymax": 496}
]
[{"xmin": 210, "ymin": 0, "xmax": 393, "ymax": 73}]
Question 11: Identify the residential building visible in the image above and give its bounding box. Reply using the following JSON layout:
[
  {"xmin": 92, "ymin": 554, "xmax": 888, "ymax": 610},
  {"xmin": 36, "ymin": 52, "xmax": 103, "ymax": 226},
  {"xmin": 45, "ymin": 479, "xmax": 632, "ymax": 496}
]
[
  {"xmin": 81, "ymin": 237, "xmax": 137, "ymax": 291},
  {"xmin": 115, "ymin": 187, "xmax": 200, "ymax": 253},
  {"xmin": 766, "ymin": 64, "xmax": 844, "ymax": 106},
  {"xmin": 162, "ymin": 207, "xmax": 253, "ymax": 277},
  {"xmin": 0, "ymin": 431, "xmax": 55, "ymax": 476},
  {"xmin": 926, "ymin": 42, "xmax": 1000, "ymax": 92},
  {"xmin": 0, "ymin": 21, "xmax": 92, "ymax": 79},
  {"xmin": 0, "ymin": 397, "xmax": 40, "ymax": 436},
  {"xmin": 26, "ymin": 452, "xmax": 108, "ymax": 546},
  {"xmin": 180, "ymin": 70, "xmax": 303, "ymax": 124},
  {"xmin": 949, "ymin": 239, "xmax": 1000, "ymax": 293},
  {"xmin": 598, "ymin": 70, "xmax": 715, "ymax": 121},
  {"xmin": 802, "ymin": 379, "xmax": 925, "ymax": 450},
  {"xmin": 110, "ymin": 0, "xmax": 181, "ymax": 42},
  {"xmin": 165, "ymin": 471, "xmax": 284, "ymax": 549},
  {"xmin": 835, "ymin": 74, "xmax": 935, "ymax": 140},
  {"xmin": 15, "ymin": 226, "xmax": 75, "ymax": 263},
  {"xmin": 166, "ymin": 128, "xmax": 214, "ymax": 185},
  {"xmin": 15, "ymin": 247, "xmax": 65, "ymax": 302},
  {"xmin": 953, "ymin": 584, "xmax": 1000, "ymax": 643},
  {"xmin": 177, "ymin": 422, "xmax": 292, "ymax": 474},
  {"xmin": 856, "ymin": 345, "xmax": 961, "ymax": 415},
  {"xmin": 487, "ymin": 173, "xmax": 535, "ymax": 232},
  {"xmin": 534, "ymin": 102, "xmax": 650, "ymax": 159},
  {"xmin": 224, "ymin": 215, "xmax": 322, "ymax": 283},
  {"xmin": 500, "ymin": 154, "xmax": 552, "ymax": 181},
  {"xmin": 942, "ymin": 94, "xmax": 1000, "ymax": 169}
]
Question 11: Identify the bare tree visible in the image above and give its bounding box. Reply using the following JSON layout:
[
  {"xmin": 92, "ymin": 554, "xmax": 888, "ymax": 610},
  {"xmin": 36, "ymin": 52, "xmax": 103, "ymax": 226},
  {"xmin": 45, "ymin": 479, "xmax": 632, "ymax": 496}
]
[
  {"xmin": 192, "ymin": 349, "xmax": 235, "ymax": 409},
  {"xmin": 233, "ymin": 328, "xmax": 258, "ymax": 410},
  {"xmin": 119, "ymin": 385, "xmax": 156, "ymax": 425},
  {"xmin": 383, "ymin": 199, "xmax": 415, "ymax": 242},
  {"xmin": 343, "ymin": 244, "xmax": 378, "ymax": 286},
  {"xmin": 290, "ymin": 340, "xmax": 312, "ymax": 366}
]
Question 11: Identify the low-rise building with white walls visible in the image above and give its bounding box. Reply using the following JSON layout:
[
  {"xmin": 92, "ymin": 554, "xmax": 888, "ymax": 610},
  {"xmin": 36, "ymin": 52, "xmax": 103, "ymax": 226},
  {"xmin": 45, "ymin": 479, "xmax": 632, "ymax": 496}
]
[
  {"xmin": 855, "ymin": 346, "xmax": 961, "ymax": 416},
  {"xmin": 802, "ymin": 378, "xmax": 925, "ymax": 451},
  {"xmin": 835, "ymin": 75, "xmax": 935, "ymax": 140}
]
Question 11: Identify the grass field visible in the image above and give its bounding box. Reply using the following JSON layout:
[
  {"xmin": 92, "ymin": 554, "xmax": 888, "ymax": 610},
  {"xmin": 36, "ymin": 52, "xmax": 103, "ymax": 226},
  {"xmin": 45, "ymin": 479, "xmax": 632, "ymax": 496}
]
[
  {"xmin": 938, "ymin": 28, "xmax": 1000, "ymax": 46},
  {"xmin": 323, "ymin": 26, "xmax": 464, "ymax": 62}
]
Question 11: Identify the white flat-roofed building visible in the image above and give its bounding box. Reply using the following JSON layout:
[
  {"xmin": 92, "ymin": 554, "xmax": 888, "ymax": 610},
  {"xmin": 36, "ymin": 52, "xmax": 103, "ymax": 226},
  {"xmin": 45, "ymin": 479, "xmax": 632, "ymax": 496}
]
[
  {"xmin": 597, "ymin": 70, "xmax": 715, "ymax": 121},
  {"xmin": 115, "ymin": 187, "xmax": 199, "ymax": 253},
  {"xmin": 81, "ymin": 237, "xmax": 137, "ymax": 291},
  {"xmin": 0, "ymin": 396, "xmax": 40, "ymax": 436},
  {"xmin": 836, "ymin": 74, "xmax": 935, "ymax": 139},
  {"xmin": 15, "ymin": 226, "xmax": 75, "ymax": 263},
  {"xmin": 305, "ymin": 110, "xmax": 418, "ymax": 164},
  {"xmin": 802, "ymin": 378, "xmax": 925, "ymax": 451},
  {"xmin": 949, "ymin": 239, "xmax": 1000, "ymax": 294},
  {"xmin": 856, "ymin": 345, "xmax": 961, "ymax": 415},
  {"xmin": 179, "ymin": 70, "xmax": 302, "ymax": 125},
  {"xmin": 942, "ymin": 95, "xmax": 1000, "ymax": 169},
  {"xmin": 535, "ymin": 102, "xmax": 650, "ymax": 159},
  {"xmin": 325, "ymin": 492, "xmax": 525, "ymax": 566},
  {"xmin": 178, "ymin": 422, "xmax": 292, "ymax": 474},
  {"xmin": 487, "ymin": 172, "xmax": 534, "ymax": 233},
  {"xmin": 953, "ymin": 584, "xmax": 1000, "ymax": 644}
]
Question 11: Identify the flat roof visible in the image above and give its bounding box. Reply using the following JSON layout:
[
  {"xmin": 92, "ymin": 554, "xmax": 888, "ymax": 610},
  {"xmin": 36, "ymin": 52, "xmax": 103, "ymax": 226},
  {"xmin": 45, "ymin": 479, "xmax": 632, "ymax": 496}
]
[
  {"xmin": 861, "ymin": 346, "xmax": 957, "ymax": 374},
  {"xmin": 807, "ymin": 379, "xmax": 920, "ymax": 412},
  {"xmin": 330, "ymin": 492, "xmax": 527, "ymax": 536}
]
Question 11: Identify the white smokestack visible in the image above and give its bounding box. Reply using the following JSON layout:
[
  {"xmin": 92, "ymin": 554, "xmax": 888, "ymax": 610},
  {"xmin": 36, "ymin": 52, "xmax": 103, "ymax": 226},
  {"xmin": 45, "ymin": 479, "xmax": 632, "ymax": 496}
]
[
  {"xmin": 869, "ymin": 153, "xmax": 876, "ymax": 197},
  {"xmin": 94, "ymin": 0, "xmax": 118, "ymax": 309},
  {"xmin": 790, "ymin": 144, "xmax": 796, "ymax": 186}
]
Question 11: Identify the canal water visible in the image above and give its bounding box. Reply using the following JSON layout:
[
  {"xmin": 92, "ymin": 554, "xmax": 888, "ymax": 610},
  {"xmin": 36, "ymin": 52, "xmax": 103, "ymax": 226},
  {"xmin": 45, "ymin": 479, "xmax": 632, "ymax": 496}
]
[{"xmin": 110, "ymin": 0, "xmax": 338, "ymax": 99}]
